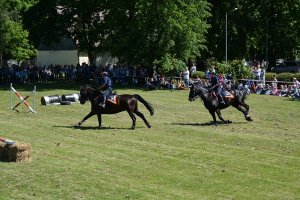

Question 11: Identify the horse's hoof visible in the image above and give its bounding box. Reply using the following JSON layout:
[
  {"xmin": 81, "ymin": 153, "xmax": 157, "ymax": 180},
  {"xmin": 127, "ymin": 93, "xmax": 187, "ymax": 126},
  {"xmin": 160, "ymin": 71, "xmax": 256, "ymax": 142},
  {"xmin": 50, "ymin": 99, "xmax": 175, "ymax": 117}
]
[
  {"xmin": 247, "ymin": 118, "xmax": 253, "ymax": 122},
  {"xmin": 246, "ymin": 116, "xmax": 253, "ymax": 122},
  {"xmin": 227, "ymin": 120, "xmax": 232, "ymax": 123},
  {"xmin": 98, "ymin": 126, "xmax": 102, "ymax": 129}
]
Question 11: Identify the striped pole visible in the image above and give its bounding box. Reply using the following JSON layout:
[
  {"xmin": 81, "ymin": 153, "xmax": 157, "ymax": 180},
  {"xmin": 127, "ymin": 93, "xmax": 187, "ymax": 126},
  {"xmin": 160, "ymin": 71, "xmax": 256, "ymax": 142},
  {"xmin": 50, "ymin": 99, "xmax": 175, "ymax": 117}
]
[{"xmin": 10, "ymin": 83, "xmax": 36, "ymax": 114}]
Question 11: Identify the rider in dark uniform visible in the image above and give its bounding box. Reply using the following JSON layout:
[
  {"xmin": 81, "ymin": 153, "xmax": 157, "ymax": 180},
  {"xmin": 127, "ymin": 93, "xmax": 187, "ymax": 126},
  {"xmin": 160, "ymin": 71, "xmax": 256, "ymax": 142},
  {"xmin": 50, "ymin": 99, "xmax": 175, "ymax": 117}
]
[
  {"xmin": 210, "ymin": 72, "xmax": 225, "ymax": 104},
  {"xmin": 97, "ymin": 71, "xmax": 112, "ymax": 108}
]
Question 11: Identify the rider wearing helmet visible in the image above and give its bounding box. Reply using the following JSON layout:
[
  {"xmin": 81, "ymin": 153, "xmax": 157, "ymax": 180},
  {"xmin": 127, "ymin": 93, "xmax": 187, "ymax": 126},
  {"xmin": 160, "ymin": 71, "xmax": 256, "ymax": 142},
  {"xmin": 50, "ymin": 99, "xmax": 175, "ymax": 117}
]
[
  {"xmin": 97, "ymin": 71, "xmax": 112, "ymax": 108},
  {"xmin": 210, "ymin": 72, "xmax": 225, "ymax": 104}
]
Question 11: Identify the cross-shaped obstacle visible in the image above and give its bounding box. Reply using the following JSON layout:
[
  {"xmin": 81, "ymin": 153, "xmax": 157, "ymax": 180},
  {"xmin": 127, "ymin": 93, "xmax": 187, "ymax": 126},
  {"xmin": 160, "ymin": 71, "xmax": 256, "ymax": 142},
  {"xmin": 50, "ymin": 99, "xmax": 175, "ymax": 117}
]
[{"xmin": 10, "ymin": 83, "xmax": 36, "ymax": 114}]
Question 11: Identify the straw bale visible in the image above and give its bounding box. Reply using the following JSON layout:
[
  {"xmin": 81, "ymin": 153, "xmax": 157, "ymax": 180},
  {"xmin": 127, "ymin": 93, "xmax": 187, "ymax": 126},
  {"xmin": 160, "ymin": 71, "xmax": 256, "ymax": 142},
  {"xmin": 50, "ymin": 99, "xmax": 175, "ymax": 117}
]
[
  {"xmin": 0, "ymin": 141, "xmax": 7, "ymax": 161},
  {"xmin": 6, "ymin": 142, "xmax": 32, "ymax": 162}
]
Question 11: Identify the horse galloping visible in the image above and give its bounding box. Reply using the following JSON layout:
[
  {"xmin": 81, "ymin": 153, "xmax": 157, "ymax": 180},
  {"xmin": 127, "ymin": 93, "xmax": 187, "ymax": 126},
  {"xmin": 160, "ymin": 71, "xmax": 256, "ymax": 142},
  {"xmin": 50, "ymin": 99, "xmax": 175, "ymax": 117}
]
[
  {"xmin": 188, "ymin": 81, "xmax": 253, "ymax": 126},
  {"xmin": 76, "ymin": 86, "xmax": 154, "ymax": 129}
]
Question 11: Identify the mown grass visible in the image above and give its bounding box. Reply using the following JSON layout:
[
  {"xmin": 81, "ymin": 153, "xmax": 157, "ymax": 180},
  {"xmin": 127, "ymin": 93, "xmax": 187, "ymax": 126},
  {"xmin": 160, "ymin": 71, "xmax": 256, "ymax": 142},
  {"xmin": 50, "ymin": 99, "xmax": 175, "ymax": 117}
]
[{"xmin": 0, "ymin": 81, "xmax": 299, "ymax": 200}]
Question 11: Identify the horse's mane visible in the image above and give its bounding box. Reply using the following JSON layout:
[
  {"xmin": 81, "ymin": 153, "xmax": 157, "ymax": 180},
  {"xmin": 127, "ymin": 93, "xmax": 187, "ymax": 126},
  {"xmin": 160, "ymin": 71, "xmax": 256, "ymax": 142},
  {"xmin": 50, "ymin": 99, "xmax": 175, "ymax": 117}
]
[{"xmin": 193, "ymin": 82, "xmax": 208, "ymax": 94}]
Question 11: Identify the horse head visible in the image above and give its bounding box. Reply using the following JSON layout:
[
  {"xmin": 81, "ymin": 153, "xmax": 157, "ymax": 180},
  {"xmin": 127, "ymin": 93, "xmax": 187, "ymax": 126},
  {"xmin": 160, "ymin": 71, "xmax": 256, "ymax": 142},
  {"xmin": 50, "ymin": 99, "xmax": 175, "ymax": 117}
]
[
  {"xmin": 79, "ymin": 85, "xmax": 96, "ymax": 105},
  {"xmin": 188, "ymin": 81, "xmax": 207, "ymax": 101}
]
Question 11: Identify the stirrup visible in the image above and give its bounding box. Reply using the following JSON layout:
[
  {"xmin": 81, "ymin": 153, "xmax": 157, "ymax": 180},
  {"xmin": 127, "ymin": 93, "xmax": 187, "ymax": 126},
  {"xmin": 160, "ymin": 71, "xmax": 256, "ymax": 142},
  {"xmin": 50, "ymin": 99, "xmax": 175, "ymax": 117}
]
[{"xmin": 99, "ymin": 103, "xmax": 105, "ymax": 108}]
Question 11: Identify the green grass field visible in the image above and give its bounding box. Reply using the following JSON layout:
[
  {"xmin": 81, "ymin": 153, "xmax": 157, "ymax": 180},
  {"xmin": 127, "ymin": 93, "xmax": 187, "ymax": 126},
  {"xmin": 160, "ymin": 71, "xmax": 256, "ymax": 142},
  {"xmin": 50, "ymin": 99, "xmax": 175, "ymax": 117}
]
[{"xmin": 0, "ymin": 82, "xmax": 299, "ymax": 200}]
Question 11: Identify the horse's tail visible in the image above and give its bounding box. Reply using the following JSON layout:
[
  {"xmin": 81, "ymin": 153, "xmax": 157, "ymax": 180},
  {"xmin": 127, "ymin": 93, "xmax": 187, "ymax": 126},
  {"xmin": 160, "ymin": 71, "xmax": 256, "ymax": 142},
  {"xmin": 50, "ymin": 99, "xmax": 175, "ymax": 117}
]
[{"xmin": 135, "ymin": 94, "xmax": 154, "ymax": 116}]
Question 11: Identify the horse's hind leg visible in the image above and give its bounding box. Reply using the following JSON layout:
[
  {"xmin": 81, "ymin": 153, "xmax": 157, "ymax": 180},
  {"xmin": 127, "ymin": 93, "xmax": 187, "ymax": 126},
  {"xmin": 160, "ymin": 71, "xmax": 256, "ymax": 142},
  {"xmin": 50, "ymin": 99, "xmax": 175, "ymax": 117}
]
[
  {"xmin": 216, "ymin": 109, "xmax": 232, "ymax": 124},
  {"xmin": 134, "ymin": 110, "xmax": 151, "ymax": 128},
  {"xmin": 234, "ymin": 104, "xmax": 253, "ymax": 122},
  {"xmin": 96, "ymin": 113, "xmax": 102, "ymax": 129}
]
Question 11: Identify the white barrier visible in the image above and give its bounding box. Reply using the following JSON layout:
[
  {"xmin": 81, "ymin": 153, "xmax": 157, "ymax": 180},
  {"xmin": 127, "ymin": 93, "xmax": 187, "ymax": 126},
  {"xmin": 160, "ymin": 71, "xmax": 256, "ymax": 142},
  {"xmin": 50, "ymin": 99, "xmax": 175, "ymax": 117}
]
[{"xmin": 10, "ymin": 83, "xmax": 36, "ymax": 114}]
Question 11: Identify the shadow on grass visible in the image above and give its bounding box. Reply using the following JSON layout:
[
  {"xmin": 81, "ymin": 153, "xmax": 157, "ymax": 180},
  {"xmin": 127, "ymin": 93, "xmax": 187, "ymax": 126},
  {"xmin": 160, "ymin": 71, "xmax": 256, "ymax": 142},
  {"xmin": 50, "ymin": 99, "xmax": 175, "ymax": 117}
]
[
  {"xmin": 53, "ymin": 125, "xmax": 130, "ymax": 130},
  {"xmin": 172, "ymin": 121, "xmax": 248, "ymax": 126}
]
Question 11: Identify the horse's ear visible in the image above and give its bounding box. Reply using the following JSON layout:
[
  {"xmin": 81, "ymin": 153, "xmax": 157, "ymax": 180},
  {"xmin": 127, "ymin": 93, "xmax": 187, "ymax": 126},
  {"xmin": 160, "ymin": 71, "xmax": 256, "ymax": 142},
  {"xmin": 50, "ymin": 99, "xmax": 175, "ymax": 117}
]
[{"xmin": 189, "ymin": 82, "xmax": 194, "ymax": 88}]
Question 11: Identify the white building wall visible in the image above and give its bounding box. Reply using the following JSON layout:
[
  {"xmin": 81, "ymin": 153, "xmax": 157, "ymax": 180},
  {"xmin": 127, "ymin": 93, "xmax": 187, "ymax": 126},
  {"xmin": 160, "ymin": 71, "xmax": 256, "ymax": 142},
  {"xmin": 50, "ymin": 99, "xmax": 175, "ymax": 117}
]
[{"xmin": 37, "ymin": 50, "xmax": 78, "ymax": 67}]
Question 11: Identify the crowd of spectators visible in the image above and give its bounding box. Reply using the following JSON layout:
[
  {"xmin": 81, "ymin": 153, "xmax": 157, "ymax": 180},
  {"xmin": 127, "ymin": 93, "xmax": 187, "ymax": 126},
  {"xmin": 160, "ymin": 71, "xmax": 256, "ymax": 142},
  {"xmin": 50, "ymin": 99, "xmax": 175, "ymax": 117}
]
[
  {"xmin": 1, "ymin": 61, "xmax": 299, "ymax": 100},
  {"xmin": 0, "ymin": 63, "xmax": 150, "ymax": 86},
  {"xmin": 239, "ymin": 77, "xmax": 300, "ymax": 99}
]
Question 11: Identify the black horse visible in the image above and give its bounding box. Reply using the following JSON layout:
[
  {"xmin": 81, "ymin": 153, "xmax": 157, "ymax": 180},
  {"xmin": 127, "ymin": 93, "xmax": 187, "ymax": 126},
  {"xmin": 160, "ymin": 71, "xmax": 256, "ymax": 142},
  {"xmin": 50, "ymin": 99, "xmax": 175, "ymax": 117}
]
[
  {"xmin": 76, "ymin": 86, "xmax": 154, "ymax": 129},
  {"xmin": 188, "ymin": 81, "xmax": 253, "ymax": 125}
]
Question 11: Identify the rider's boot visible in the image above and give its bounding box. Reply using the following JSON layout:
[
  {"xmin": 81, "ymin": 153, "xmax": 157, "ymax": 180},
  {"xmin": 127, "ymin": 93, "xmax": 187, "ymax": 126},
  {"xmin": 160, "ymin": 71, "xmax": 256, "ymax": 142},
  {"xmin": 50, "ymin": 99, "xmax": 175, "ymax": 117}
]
[
  {"xmin": 218, "ymin": 95, "xmax": 225, "ymax": 104},
  {"xmin": 99, "ymin": 96, "xmax": 106, "ymax": 108}
]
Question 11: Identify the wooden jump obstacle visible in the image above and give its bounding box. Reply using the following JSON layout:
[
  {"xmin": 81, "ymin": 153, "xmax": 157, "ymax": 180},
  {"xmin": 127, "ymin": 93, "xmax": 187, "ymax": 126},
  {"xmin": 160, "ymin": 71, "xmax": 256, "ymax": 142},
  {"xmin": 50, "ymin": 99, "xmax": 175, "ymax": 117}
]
[{"xmin": 10, "ymin": 83, "xmax": 36, "ymax": 114}]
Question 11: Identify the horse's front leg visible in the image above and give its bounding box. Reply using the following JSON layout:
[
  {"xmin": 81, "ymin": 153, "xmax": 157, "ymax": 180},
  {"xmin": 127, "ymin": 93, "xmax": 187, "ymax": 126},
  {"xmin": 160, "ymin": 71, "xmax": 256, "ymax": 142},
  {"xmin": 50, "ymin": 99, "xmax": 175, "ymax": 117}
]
[
  {"xmin": 127, "ymin": 111, "xmax": 136, "ymax": 130},
  {"xmin": 216, "ymin": 109, "xmax": 232, "ymax": 124},
  {"xmin": 209, "ymin": 110, "xmax": 218, "ymax": 126},
  {"xmin": 76, "ymin": 111, "xmax": 96, "ymax": 127}
]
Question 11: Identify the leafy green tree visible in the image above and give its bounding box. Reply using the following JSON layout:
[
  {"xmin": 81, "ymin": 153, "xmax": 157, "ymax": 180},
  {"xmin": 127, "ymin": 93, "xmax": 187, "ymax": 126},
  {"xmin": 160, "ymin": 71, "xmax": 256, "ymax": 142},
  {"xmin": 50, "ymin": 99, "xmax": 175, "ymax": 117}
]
[
  {"xmin": 0, "ymin": 0, "xmax": 37, "ymax": 63},
  {"xmin": 104, "ymin": 0, "xmax": 211, "ymax": 72},
  {"xmin": 24, "ymin": 0, "xmax": 211, "ymax": 72},
  {"xmin": 24, "ymin": 0, "xmax": 106, "ymax": 64},
  {"xmin": 2, "ymin": 19, "xmax": 36, "ymax": 61},
  {"xmin": 205, "ymin": 0, "xmax": 300, "ymax": 69}
]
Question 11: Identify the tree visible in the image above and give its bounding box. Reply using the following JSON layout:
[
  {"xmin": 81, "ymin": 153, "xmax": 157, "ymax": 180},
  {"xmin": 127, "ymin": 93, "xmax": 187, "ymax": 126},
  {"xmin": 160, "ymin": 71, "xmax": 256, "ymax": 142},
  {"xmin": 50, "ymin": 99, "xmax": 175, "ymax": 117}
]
[
  {"xmin": 24, "ymin": 0, "xmax": 211, "ymax": 72},
  {"xmin": 24, "ymin": 0, "xmax": 107, "ymax": 64},
  {"xmin": 2, "ymin": 19, "xmax": 36, "ymax": 62},
  {"xmin": 104, "ymin": 0, "xmax": 211, "ymax": 72},
  {"xmin": 0, "ymin": 0, "xmax": 37, "ymax": 64},
  {"xmin": 205, "ymin": 0, "xmax": 300, "ymax": 69}
]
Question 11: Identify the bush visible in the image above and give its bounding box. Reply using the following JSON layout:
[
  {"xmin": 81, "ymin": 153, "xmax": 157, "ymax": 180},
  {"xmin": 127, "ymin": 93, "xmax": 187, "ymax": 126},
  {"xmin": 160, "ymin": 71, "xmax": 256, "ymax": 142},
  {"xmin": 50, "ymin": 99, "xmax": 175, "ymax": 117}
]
[
  {"xmin": 276, "ymin": 73, "xmax": 294, "ymax": 82},
  {"xmin": 265, "ymin": 72, "xmax": 277, "ymax": 81},
  {"xmin": 294, "ymin": 73, "xmax": 300, "ymax": 80},
  {"xmin": 191, "ymin": 71, "xmax": 205, "ymax": 79},
  {"xmin": 209, "ymin": 60, "xmax": 252, "ymax": 80}
]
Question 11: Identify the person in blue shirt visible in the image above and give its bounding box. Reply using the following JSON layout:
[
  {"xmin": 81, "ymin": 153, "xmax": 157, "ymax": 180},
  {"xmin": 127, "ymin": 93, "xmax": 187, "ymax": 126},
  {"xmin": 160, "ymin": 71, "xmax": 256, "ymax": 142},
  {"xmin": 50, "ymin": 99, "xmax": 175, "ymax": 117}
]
[
  {"xmin": 97, "ymin": 71, "xmax": 112, "ymax": 108},
  {"xmin": 210, "ymin": 72, "xmax": 225, "ymax": 104}
]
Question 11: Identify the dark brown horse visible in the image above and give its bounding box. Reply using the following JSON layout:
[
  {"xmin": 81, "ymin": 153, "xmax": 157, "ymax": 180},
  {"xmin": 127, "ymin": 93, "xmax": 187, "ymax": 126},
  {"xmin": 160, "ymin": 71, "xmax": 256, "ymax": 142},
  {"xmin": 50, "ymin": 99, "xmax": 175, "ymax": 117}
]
[
  {"xmin": 188, "ymin": 81, "xmax": 253, "ymax": 126},
  {"xmin": 76, "ymin": 86, "xmax": 154, "ymax": 129}
]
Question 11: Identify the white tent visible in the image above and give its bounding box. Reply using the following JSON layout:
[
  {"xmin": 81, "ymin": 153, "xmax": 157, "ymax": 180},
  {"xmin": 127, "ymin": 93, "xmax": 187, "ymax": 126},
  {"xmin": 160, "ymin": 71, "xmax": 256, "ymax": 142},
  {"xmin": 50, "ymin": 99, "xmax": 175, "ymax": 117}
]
[{"xmin": 7, "ymin": 59, "xmax": 18, "ymax": 67}]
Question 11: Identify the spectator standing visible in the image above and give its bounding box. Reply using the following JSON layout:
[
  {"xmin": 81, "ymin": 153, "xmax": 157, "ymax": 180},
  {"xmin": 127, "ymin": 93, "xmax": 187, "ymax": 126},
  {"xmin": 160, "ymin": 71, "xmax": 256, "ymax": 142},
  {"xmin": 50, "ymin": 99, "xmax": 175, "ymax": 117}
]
[
  {"xmin": 292, "ymin": 77, "xmax": 300, "ymax": 88},
  {"xmin": 252, "ymin": 66, "xmax": 261, "ymax": 81},
  {"xmin": 190, "ymin": 63, "xmax": 197, "ymax": 77},
  {"xmin": 182, "ymin": 67, "xmax": 190, "ymax": 89}
]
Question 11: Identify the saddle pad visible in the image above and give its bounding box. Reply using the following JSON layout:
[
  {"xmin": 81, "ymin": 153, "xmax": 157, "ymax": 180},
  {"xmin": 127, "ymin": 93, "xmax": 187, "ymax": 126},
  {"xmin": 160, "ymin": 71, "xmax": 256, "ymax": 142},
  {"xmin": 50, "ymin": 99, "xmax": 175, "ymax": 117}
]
[
  {"xmin": 106, "ymin": 94, "xmax": 118, "ymax": 104},
  {"xmin": 223, "ymin": 91, "xmax": 234, "ymax": 99}
]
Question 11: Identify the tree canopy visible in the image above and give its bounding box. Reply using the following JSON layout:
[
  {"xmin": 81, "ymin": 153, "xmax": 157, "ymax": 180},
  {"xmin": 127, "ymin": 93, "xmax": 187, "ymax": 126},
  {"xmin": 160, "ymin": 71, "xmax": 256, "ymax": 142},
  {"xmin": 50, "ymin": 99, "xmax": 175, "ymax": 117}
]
[
  {"xmin": 23, "ymin": 0, "xmax": 211, "ymax": 72},
  {"xmin": 0, "ymin": 0, "xmax": 36, "ymax": 63},
  {"xmin": 1, "ymin": 0, "xmax": 299, "ymax": 72}
]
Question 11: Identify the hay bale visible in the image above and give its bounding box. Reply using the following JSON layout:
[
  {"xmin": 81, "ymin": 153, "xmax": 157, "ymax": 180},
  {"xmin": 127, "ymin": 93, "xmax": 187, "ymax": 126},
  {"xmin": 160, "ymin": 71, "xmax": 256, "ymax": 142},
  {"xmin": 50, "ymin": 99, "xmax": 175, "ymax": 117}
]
[
  {"xmin": 0, "ymin": 141, "xmax": 7, "ymax": 161},
  {"xmin": 6, "ymin": 142, "xmax": 32, "ymax": 162}
]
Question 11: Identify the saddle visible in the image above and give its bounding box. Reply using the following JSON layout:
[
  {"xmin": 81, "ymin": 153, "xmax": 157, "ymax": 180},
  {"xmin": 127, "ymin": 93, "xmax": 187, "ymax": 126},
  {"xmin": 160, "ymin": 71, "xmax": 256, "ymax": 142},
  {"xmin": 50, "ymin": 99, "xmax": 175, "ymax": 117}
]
[
  {"xmin": 211, "ymin": 91, "xmax": 234, "ymax": 99},
  {"xmin": 222, "ymin": 91, "xmax": 235, "ymax": 99},
  {"xmin": 106, "ymin": 94, "xmax": 118, "ymax": 104}
]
